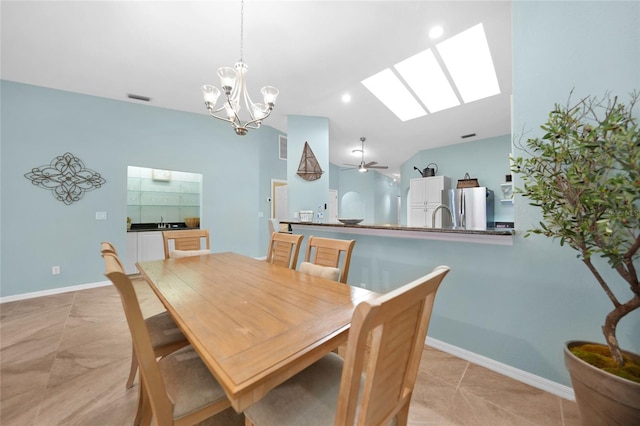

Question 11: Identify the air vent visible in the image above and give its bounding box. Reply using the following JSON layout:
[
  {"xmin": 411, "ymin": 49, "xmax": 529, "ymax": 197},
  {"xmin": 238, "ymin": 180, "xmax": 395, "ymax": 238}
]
[
  {"xmin": 279, "ymin": 135, "xmax": 287, "ymax": 160},
  {"xmin": 127, "ymin": 94, "xmax": 151, "ymax": 102}
]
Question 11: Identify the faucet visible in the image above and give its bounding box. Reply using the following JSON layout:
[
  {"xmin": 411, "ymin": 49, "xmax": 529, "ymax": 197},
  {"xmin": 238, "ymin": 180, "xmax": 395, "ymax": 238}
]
[
  {"xmin": 431, "ymin": 204, "xmax": 454, "ymax": 229},
  {"xmin": 158, "ymin": 216, "xmax": 165, "ymax": 229}
]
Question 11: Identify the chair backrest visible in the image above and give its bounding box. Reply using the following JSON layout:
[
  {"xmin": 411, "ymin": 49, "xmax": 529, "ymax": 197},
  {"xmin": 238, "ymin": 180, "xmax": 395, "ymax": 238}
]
[
  {"xmin": 101, "ymin": 248, "xmax": 175, "ymax": 421},
  {"xmin": 266, "ymin": 232, "xmax": 304, "ymax": 269},
  {"xmin": 101, "ymin": 241, "xmax": 124, "ymax": 269},
  {"xmin": 334, "ymin": 265, "xmax": 450, "ymax": 425},
  {"xmin": 268, "ymin": 218, "xmax": 279, "ymax": 234},
  {"xmin": 101, "ymin": 241, "xmax": 118, "ymax": 254},
  {"xmin": 303, "ymin": 236, "xmax": 355, "ymax": 283},
  {"xmin": 162, "ymin": 229, "xmax": 210, "ymax": 259}
]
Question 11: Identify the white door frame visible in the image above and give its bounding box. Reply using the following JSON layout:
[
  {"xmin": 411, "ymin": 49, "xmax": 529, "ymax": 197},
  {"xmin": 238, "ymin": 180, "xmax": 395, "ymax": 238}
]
[{"xmin": 271, "ymin": 179, "xmax": 287, "ymax": 219}]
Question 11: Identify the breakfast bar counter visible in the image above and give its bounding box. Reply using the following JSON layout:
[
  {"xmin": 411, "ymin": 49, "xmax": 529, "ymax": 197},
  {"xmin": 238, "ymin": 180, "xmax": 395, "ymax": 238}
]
[{"xmin": 282, "ymin": 221, "xmax": 515, "ymax": 246}]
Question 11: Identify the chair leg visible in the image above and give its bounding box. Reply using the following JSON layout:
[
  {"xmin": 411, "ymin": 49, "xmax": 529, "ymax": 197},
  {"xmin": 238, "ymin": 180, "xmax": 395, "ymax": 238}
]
[
  {"xmin": 137, "ymin": 377, "xmax": 153, "ymax": 426},
  {"xmin": 395, "ymin": 399, "xmax": 410, "ymax": 426},
  {"xmin": 126, "ymin": 347, "xmax": 138, "ymax": 389},
  {"xmin": 134, "ymin": 377, "xmax": 144, "ymax": 426}
]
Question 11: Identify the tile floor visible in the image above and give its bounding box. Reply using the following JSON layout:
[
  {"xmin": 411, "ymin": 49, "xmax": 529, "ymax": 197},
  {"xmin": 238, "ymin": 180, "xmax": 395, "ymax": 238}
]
[{"xmin": 1, "ymin": 278, "xmax": 580, "ymax": 425}]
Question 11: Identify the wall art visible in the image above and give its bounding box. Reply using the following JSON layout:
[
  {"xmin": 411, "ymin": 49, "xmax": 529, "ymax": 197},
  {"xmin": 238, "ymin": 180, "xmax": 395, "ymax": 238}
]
[
  {"xmin": 296, "ymin": 141, "xmax": 323, "ymax": 181},
  {"xmin": 25, "ymin": 152, "xmax": 107, "ymax": 205}
]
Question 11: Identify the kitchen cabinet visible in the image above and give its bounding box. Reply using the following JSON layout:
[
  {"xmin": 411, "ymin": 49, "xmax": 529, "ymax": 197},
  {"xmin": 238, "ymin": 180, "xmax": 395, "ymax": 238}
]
[
  {"xmin": 125, "ymin": 233, "xmax": 138, "ymax": 274},
  {"xmin": 409, "ymin": 176, "xmax": 451, "ymax": 227},
  {"xmin": 125, "ymin": 231, "xmax": 165, "ymax": 274}
]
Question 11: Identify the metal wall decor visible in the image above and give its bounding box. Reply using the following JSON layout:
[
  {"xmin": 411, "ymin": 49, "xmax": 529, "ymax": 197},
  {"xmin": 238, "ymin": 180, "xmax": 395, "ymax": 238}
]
[
  {"xmin": 296, "ymin": 141, "xmax": 323, "ymax": 181},
  {"xmin": 25, "ymin": 152, "xmax": 106, "ymax": 205}
]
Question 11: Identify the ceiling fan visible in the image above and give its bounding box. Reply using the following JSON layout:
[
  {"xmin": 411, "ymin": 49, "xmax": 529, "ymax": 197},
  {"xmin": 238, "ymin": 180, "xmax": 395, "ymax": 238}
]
[{"xmin": 342, "ymin": 137, "xmax": 389, "ymax": 173}]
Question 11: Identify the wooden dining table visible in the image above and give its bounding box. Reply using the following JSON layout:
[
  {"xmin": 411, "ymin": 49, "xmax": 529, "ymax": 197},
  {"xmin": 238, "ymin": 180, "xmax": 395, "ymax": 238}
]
[{"xmin": 136, "ymin": 252, "xmax": 378, "ymax": 412}]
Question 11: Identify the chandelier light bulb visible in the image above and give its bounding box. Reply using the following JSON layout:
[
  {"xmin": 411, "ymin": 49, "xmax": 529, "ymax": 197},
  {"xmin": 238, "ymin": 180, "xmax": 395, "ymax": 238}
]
[
  {"xmin": 202, "ymin": 85, "xmax": 221, "ymax": 106},
  {"xmin": 261, "ymin": 86, "xmax": 279, "ymax": 106},
  {"xmin": 217, "ymin": 67, "xmax": 238, "ymax": 94}
]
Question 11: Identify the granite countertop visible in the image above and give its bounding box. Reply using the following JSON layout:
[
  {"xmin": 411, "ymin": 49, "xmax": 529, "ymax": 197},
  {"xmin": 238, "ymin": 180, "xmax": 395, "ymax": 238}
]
[
  {"xmin": 127, "ymin": 222, "xmax": 199, "ymax": 232},
  {"xmin": 281, "ymin": 220, "xmax": 513, "ymax": 236}
]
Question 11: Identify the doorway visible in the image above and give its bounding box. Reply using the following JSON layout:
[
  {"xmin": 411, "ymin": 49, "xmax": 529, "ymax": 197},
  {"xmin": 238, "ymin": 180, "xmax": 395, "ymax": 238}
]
[{"xmin": 271, "ymin": 179, "xmax": 288, "ymax": 221}]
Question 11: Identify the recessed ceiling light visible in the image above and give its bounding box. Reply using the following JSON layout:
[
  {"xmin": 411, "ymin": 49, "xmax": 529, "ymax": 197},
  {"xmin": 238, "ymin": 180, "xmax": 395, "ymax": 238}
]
[
  {"xmin": 341, "ymin": 93, "xmax": 351, "ymax": 103},
  {"xmin": 436, "ymin": 23, "xmax": 500, "ymax": 103},
  {"xmin": 361, "ymin": 69, "xmax": 427, "ymax": 121},
  {"xmin": 429, "ymin": 25, "xmax": 444, "ymax": 39},
  {"xmin": 394, "ymin": 49, "xmax": 460, "ymax": 113}
]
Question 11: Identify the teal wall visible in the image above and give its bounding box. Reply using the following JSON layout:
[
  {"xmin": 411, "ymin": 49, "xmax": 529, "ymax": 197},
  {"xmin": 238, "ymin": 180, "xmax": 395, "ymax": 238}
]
[
  {"xmin": 286, "ymin": 115, "xmax": 330, "ymax": 218},
  {"xmin": 0, "ymin": 81, "xmax": 285, "ymax": 297},
  {"xmin": 336, "ymin": 168, "xmax": 399, "ymax": 224},
  {"xmin": 400, "ymin": 134, "xmax": 513, "ymax": 225}
]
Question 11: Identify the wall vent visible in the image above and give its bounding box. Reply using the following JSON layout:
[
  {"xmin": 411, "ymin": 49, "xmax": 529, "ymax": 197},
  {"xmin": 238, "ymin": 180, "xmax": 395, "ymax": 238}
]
[
  {"xmin": 279, "ymin": 135, "xmax": 287, "ymax": 160},
  {"xmin": 127, "ymin": 93, "xmax": 151, "ymax": 102}
]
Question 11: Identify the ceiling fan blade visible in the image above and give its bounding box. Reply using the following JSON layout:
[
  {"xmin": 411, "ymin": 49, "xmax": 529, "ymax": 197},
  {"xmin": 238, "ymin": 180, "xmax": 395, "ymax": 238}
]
[
  {"xmin": 369, "ymin": 165, "xmax": 389, "ymax": 169},
  {"xmin": 343, "ymin": 163, "xmax": 359, "ymax": 167},
  {"xmin": 364, "ymin": 161, "xmax": 378, "ymax": 167}
]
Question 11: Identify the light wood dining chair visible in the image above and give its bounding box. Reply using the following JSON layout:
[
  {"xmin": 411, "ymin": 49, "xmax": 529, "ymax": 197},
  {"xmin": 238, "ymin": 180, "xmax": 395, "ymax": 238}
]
[
  {"xmin": 265, "ymin": 232, "xmax": 304, "ymax": 269},
  {"xmin": 101, "ymin": 242, "xmax": 189, "ymax": 390},
  {"xmin": 102, "ymin": 250, "xmax": 234, "ymax": 426},
  {"xmin": 244, "ymin": 265, "xmax": 450, "ymax": 426},
  {"xmin": 162, "ymin": 229, "xmax": 210, "ymax": 259},
  {"xmin": 301, "ymin": 236, "xmax": 356, "ymax": 283}
]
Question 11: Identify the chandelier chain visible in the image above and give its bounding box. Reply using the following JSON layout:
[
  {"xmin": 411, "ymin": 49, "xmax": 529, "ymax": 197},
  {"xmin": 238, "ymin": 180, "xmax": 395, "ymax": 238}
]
[{"xmin": 239, "ymin": 0, "xmax": 244, "ymax": 62}]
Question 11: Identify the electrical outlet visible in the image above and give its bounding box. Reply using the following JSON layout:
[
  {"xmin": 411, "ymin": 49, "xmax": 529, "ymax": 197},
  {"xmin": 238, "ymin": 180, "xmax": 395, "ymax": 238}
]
[{"xmin": 52, "ymin": 266, "xmax": 60, "ymax": 275}]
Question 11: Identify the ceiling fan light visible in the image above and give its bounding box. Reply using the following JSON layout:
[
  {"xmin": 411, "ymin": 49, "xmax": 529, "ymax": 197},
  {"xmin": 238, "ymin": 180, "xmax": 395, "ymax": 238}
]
[{"xmin": 359, "ymin": 166, "xmax": 367, "ymax": 173}]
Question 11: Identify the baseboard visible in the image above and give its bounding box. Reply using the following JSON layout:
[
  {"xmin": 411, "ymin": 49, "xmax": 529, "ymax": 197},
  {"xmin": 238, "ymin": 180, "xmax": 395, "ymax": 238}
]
[
  {"xmin": 426, "ymin": 337, "xmax": 575, "ymax": 401},
  {"xmin": 0, "ymin": 280, "xmax": 112, "ymax": 304}
]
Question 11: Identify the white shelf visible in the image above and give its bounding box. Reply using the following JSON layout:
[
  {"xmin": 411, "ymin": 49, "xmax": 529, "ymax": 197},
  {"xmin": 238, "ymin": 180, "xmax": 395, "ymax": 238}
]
[{"xmin": 499, "ymin": 182, "xmax": 514, "ymax": 204}]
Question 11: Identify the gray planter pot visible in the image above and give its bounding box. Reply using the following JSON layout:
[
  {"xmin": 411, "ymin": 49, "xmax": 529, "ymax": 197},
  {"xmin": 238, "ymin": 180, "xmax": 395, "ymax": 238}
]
[{"xmin": 564, "ymin": 341, "xmax": 640, "ymax": 425}]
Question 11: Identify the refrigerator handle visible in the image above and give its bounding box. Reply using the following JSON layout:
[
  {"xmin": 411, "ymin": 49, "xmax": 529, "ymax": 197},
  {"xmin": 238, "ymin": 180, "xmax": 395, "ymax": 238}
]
[{"xmin": 461, "ymin": 190, "xmax": 466, "ymax": 228}]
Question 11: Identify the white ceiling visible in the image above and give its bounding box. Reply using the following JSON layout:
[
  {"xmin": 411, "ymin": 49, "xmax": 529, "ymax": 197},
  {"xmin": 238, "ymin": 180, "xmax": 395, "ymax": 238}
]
[{"xmin": 0, "ymin": 1, "xmax": 512, "ymax": 179}]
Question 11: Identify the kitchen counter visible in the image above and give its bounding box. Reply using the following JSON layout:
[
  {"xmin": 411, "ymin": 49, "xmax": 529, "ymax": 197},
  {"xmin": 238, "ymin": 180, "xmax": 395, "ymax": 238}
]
[
  {"xmin": 127, "ymin": 223, "xmax": 198, "ymax": 232},
  {"xmin": 281, "ymin": 221, "xmax": 514, "ymax": 246}
]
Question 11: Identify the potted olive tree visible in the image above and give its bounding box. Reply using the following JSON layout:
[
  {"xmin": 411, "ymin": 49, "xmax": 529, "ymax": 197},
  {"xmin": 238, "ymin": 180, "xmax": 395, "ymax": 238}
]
[{"xmin": 512, "ymin": 92, "xmax": 639, "ymax": 425}]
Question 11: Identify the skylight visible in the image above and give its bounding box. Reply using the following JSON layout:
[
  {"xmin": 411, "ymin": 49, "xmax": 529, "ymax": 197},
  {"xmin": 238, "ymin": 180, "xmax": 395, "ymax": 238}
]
[
  {"xmin": 361, "ymin": 22, "xmax": 500, "ymax": 121},
  {"xmin": 361, "ymin": 69, "xmax": 427, "ymax": 121},
  {"xmin": 437, "ymin": 23, "xmax": 500, "ymax": 103},
  {"xmin": 394, "ymin": 49, "xmax": 460, "ymax": 113}
]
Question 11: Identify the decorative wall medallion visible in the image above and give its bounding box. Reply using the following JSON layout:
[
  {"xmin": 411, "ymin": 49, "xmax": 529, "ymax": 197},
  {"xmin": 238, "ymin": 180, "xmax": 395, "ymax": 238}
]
[{"xmin": 25, "ymin": 152, "xmax": 106, "ymax": 205}]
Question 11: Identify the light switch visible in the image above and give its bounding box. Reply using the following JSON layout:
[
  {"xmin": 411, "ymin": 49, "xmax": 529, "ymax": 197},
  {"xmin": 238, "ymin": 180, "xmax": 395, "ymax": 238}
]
[
  {"xmin": 257, "ymin": 211, "xmax": 264, "ymax": 218},
  {"xmin": 96, "ymin": 212, "xmax": 107, "ymax": 220}
]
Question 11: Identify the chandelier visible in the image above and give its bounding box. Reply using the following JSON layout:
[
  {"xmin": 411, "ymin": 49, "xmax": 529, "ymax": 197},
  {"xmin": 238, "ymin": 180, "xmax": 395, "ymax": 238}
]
[{"xmin": 201, "ymin": 0, "xmax": 278, "ymax": 136}]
